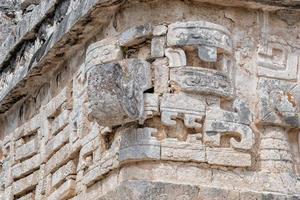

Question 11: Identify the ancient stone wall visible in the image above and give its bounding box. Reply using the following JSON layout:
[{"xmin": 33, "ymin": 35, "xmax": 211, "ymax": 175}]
[{"xmin": 0, "ymin": 0, "xmax": 300, "ymax": 199}]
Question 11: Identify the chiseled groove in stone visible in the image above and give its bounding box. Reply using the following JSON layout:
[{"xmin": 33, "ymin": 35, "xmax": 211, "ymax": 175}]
[
  {"xmin": 0, "ymin": 0, "xmax": 124, "ymax": 114},
  {"xmin": 12, "ymin": 170, "xmax": 39, "ymax": 196},
  {"xmin": 47, "ymin": 179, "xmax": 76, "ymax": 200}
]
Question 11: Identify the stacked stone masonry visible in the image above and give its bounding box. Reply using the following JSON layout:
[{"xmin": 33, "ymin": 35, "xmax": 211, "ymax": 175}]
[{"xmin": 0, "ymin": 0, "xmax": 300, "ymax": 199}]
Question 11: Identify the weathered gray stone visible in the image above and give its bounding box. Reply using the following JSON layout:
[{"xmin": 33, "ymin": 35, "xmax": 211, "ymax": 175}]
[
  {"xmin": 15, "ymin": 138, "xmax": 39, "ymax": 161},
  {"xmin": 170, "ymin": 67, "xmax": 234, "ymax": 98},
  {"xmin": 151, "ymin": 36, "xmax": 166, "ymax": 58},
  {"xmin": 161, "ymin": 139, "xmax": 205, "ymax": 162},
  {"xmin": 258, "ymin": 78, "xmax": 300, "ymax": 128},
  {"xmin": 12, "ymin": 170, "xmax": 39, "ymax": 196},
  {"xmin": 12, "ymin": 154, "xmax": 41, "ymax": 180},
  {"xmin": 118, "ymin": 24, "xmax": 153, "ymax": 47},
  {"xmin": 87, "ymin": 59, "xmax": 152, "ymax": 127},
  {"xmin": 119, "ymin": 128, "xmax": 160, "ymax": 163},
  {"xmin": 206, "ymin": 148, "xmax": 251, "ymax": 167},
  {"xmin": 165, "ymin": 48, "xmax": 186, "ymax": 67},
  {"xmin": 51, "ymin": 160, "xmax": 76, "ymax": 188},
  {"xmin": 47, "ymin": 179, "xmax": 75, "ymax": 200}
]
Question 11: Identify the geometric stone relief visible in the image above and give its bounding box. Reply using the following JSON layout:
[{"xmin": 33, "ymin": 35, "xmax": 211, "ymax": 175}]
[
  {"xmin": 85, "ymin": 21, "xmax": 254, "ymax": 168},
  {"xmin": 258, "ymin": 77, "xmax": 300, "ymax": 128},
  {"xmin": 257, "ymin": 39, "xmax": 299, "ymax": 81}
]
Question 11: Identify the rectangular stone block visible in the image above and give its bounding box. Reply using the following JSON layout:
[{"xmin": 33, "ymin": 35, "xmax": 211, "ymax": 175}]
[
  {"xmin": 82, "ymin": 151, "xmax": 118, "ymax": 187},
  {"xmin": 170, "ymin": 67, "xmax": 234, "ymax": 98},
  {"xmin": 119, "ymin": 24, "xmax": 153, "ymax": 46},
  {"xmin": 151, "ymin": 36, "xmax": 166, "ymax": 58},
  {"xmin": 12, "ymin": 171, "xmax": 39, "ymax": 196},
  {"xmin": 12, "ymin": 154, "xmax": 41, "ymax": 180},
  {"xmin": 153, "ymin": 58, "xmax": 169, "ymax": 94},
  {"xmin": 51, "ymin": 160, "xmax": 76, "ymax": 189},
  {"xmin": 119, "ymin": 128, "xmax": 160, "ymax": 163},
  {"xmin": 15, "ymin": 138, "xmax": 39, "ymax": 161},
  {"xmin": 50, "ymin": 109, "xmax": 70, "ymax": 135},
  {"xmin": 167, "ymin": 21, "xmax": 232, "ymax": 53},
  {"xmin": 47, "ymin": 179, "xmax": 76, "ymax": 200},
  {"xmin": 161, "ymin": 139, "xmax": 205, "ymax": 162},
  {"xmin": 45, "ymin": 143, "xmax": 74, "ymax": 174},
  {"xmin": 44, "ymin": 125, "xmax": 70, "ymax": 160},
  {"xmin": 206, "ymin": 148, "xmax": 251, "ymax": 167}
]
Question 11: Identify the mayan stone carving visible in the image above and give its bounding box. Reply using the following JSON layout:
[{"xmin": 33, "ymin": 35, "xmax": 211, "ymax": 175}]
[{"xmin": 0, "ymin": 0, "xmax": 300, "ymax": 199}]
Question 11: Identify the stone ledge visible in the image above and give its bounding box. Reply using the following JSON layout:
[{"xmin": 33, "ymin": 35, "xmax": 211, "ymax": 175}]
[{"xmin": 87, "ymin": 180, "xmax": 300, "ymax": 200}]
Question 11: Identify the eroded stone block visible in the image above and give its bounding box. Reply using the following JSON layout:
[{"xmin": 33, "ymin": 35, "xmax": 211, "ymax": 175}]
[
  {"xmin": 153, "ymin": 58, "xmax": 169, "ymax": 94},
  {"xmin": 167, "ymin": 21, "xmax": 232, "ymax": 53},
  {"xmin": 151, "ymin": 36, "xmax": 166, "ymax": 58},
  {"xmin": 165, "ymin": 48, "xmax": 186, "ymax": 67},
  {"xmin": 47, "ymin": 179, "xmax": 75, "ymax": 200},
  {"xmin": 206, "ymin": 148, "xmax": 251, "ymax": 167},
  {"xmin": 119, "ymin": 128, "xmax": 160, "ymax": 163},
  {"xmin": 161, "ymin": 139, "xmax": 205, "ymax": 162},
  {"xmin": 119, "ymin": 24, "xmax": 153, "ymax": 47},
  {"xmin": 86, "ymin": 38, "xmax": 123, "ymax": 70},
  {"xmin": 87, "ymin": 59, "xmax": 152, "ymax": 127},
  {"xmin": 170, "ymin": 67, "xmax": 234, "ymax": 98},
  {"xmin": 15, "ymin": 138, "xmax": 39, "ymax": 161},
  {"xmin": 44, "ymin": 125, "xmax": 70, "ymax": 160},
  {"xmin": 12, "ymin": 171, "xmax": 39, "ymax": 196},
  {"xmin": 258, "ymin": 78, "xmax": 300, "ymax": 128},
  {"xmin": 51, "ymin": 160, "xmax": 76, "ymax": 189},
  {"xmin": 12, "ymin": 154, "xmax": 41, "ymax": 180}
]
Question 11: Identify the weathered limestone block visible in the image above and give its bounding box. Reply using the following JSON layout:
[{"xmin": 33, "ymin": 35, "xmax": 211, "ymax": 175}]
[
  {"xmin": 170, "ymin": 67, "xmax": 234, "ymax": 98},
  {"xmin": 87, "ymin": 58, "xmax": 152, "ymax": 127},
  {"xmin": 50, "ymin": 109, "xmax": 70, "ymax": 135},
  {"xmin": 203, "ymin": 100, "xmax": 254, "ymax": 150},
  {"xmin": 15, "ymin": 138, "xmax": 39, "ymax": 161},
  {"xmin": 153, "ymin": 25, "xmax": 168, "ymax": 36},
  {"xmin": 85, "ymin": 38, "xmax": 123, "ymax": 71},
  {"xmin": 51, "ymin": 160, "xmax": 76, "ymax": 188},
  {"xmin": 161, "ymin": 138, "xmax": 205, "ymax": 162},
  {"xmin": 12, "ymin": 154, "xmax": 41, "ymax": 180},
  {"xmin": 258, "ymin": 78, "xmax": 300, "ymax": 128},
  {"xmin": 153, "ymin": 58, "xmax": 169, "ymax": 94},
  {"xmin": 118, "ymin": 24, "xmax": 153, "ymax": 47},
  {"xmin": 257, "ymin": 39, "xmax": 299, "ymax": 81},
  {"xmin": 151, "ymin": 36, "xmax": 166, "ymax": 58},
  {"xmin": 47, "ymin": 179, "xmax": 75, "ymax": 200},
  {"xmin": 160, "ymin": 93, "xmax": 205, "ymax": 128},
  {"xmin": 119, "ymin": 128, "xmax": 160, "ymax": 163},
  {"xmin": 140, "ymin": 93, "xmax": 159, "ymax": 123},
  {"xmin": 165, "ymin": 48, "xmax": 187, "ymax": 67},
  {"xmin": 44, "ymin": 125, "xmax": 70, "ymax": 160},
  {"xmin": 45, "ymin": 143, "xmax": 78, "ymax": 175},
  {"xmin": 12, "ymin": 170, "xmax": 39, "ymax": 196},
  {"xmin": 167, "ymin": 21, "xmax": 232, "ymax": 58},
  {"xmin": 81, "ymin": 150, "xmax": 118, "ymax": 187},
  {"xmin": 206, "ymin": 148, "xmax": 251, "ymax": 167}
]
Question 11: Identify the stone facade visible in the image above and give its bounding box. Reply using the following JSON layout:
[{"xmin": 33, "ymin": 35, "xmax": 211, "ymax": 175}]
[{"xmin": 0, "ymin": 0, "xmax": 300, "ymax": 199}]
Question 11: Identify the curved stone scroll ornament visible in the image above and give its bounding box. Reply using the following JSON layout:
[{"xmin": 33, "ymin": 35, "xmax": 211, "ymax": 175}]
[
  {"xmin": 87, "ymin": 59, "xmax": 152, "ymax": 127},
  {"xmin": 203, "ymin": 99, "xmax": 254, "ymax": 150}
]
